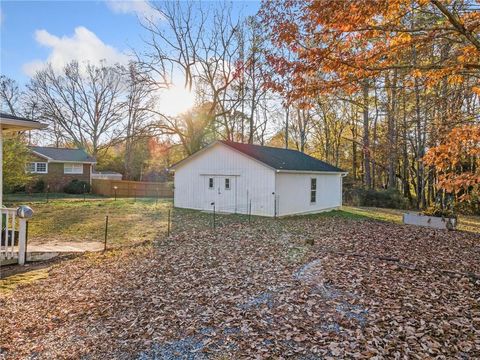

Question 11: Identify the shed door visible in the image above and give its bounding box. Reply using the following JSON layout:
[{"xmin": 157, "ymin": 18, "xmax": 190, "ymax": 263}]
[
  {"xmin": 214, "ymin": 176, "xmax": 236, "ymax": 213},
  {"xmin": 204, "ymin": 175, "xmax": 237, "ymax": 213}
]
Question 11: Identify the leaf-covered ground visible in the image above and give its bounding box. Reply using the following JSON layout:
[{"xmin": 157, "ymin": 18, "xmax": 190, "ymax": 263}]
[{"xmin": 1, "ymin": 213, "xmax": 479, "ymax": 359}]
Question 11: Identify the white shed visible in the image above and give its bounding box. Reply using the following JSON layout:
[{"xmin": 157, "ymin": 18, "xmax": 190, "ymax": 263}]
[{"xmin": 171, "ymin": 141, "xmax": 347, "ymax": 217}]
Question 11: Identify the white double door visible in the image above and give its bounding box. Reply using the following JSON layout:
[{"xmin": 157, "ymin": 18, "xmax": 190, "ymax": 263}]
[{"xmin": 206, "ymin": 175, "xmax": 236, "ymax": 213}]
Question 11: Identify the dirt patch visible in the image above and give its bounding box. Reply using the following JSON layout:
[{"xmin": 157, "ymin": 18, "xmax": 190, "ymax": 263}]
[{"xmin": 27, "ymin": 241, "xmax": 104, "ymax": 252}]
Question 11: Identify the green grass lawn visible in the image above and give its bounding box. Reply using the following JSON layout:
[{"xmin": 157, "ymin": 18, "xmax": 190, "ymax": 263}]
[
  {"xmin": 342, "ymin": 206, "xmax": 480, "ymax": 233},
  {"xmin": 4, "ymin": 194, "xmax": 479, "ymax": 249},
  {"xmin": 4, "ymin": 195, "xmax": 174, "ymax": 247}
]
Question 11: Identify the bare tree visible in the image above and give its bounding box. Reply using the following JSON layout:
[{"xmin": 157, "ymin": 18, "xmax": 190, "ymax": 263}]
[
  {"xmin": 151, "ymin": 103, "xmax": 214, "ymax": 155},
  {"xmin": 122, "ymin": 63, "xmax": 157, "ymax": 179},
  {"xmin": 141, "ymin": 1, "xmax": 274, "ymax": 144},
  {"xmin": 28, "ymin": 61, "xmax": 125, "ymax": 156},
  {"xmin": 0, "ymin": 75, "xmax": 21, "ymax": 115}
]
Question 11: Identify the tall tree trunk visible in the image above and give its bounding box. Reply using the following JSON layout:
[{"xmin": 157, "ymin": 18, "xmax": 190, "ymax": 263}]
[
  {"xmin": 351, "ymin": 118, "xmax": 358, "ymax": 181},
  {"xmin": 285, "ymin": 105, "xmax": 289, "ymax": 149},
  {"xmin": 401, "ymin": 89, "xmax": 412, "ymax": 204},
  {"xmin": 387, "ymin": 70, "xmax": 398, "ymax": 189},
  {"xmin": 414, "ymin": 79, "xmax": 426, "ymax": 208},
  {"xmin": 372, "ymin": 83, "xmax": 379, "ymax": 189},
  {"xmin": 362, "ymin": 80, "xmax": 371, "ymax": 188}
]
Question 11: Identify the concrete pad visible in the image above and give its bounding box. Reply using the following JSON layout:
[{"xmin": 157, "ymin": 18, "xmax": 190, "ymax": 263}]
[{"xmin": 27, "ymin": 241, "xmax": 104, "ymax": 253}]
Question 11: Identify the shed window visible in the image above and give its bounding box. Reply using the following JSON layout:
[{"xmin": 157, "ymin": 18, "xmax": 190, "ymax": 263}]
[
  {"xmin": 310, "ymin": 178, "xmax": 317, "ymax": 203},
  {"xmin": 225, "ymin": 178, "xmax": 230, "ymax": 190},
  {"xmin": 27, "ymin": 162, "xmax": 48, "ymax": 174},
  {"xmin": 64, "ymin": 163, "xmax": 83, "ymax": 174},
  {"xmin": 208, "ymin": 177, "xmax": 214, "ymax": 189}
]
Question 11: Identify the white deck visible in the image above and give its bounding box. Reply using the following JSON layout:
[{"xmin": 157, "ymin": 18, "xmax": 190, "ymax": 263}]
[{"xmin": 1, "ymin": 208, "xmax": 27, "ymax": 265}]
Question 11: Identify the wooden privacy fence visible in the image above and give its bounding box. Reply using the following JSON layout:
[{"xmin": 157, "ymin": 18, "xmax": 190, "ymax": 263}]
[{"xmin": 92, "ymin": 179, "xmax": 173, "ymax": 198}]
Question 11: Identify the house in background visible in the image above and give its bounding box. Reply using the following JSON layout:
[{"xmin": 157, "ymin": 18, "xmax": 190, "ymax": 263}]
[
  {"xmin": 171, "ymin": 141, "xmax": 347, "ymax": 217},
  {"xmin": 28, "ymin": 146, "xmax": 96, "ymax": 191}
]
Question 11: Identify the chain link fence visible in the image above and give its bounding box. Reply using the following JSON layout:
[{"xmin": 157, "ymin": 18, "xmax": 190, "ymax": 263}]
[{"xmin": 3, "ymin": 193, "xmax": 284, "ymax": 260}]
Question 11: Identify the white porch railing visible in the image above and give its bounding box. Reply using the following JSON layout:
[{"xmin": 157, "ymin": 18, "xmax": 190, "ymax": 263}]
[{"xmin": 1, "ymin": 208, "xmax": 27, "ymax": 265}]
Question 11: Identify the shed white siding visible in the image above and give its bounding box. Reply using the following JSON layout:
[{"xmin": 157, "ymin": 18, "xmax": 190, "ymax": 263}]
[
  {"xmin": 275, "ymin": 172, "xmax": 342, "ymax": 216},
  {"xmin": 174, "ymin": 144, "xmax": 276, "ymax": 216}
]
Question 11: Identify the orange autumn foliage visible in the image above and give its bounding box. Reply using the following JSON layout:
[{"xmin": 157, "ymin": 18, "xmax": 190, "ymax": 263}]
[
  {"xmin": 424, "ymin": 125, "xmax": 480, "ymax": 201},
  {"xmin": 261, "ymin": 0, "xmax": 480, "ymax": 98}
]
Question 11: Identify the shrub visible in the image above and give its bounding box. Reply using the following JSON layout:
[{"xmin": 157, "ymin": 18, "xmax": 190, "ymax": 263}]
[
  {"xmin": 2, "ymin": 134, "xmax": 32, "ymax": 193},
  {"xmin": 11, "ymin": 184, "xmax": 26, "ymax": 193},
  {"xmin": 345, "ymin": 187, "xmax": 409, "ymax": 209},
  {"xmin": 454, "ymin": 193, "xmax": 480, "ymax": 216},
  {"xmin": 32, "ymin": 179, "xmax": 46, "ymax": 193},
  {"xmin": 423, "ymin": 206, "xmax": 457, "ymax": 219},
  {"xmin": 64, "ymin": 179, "xmax": 91, "ymax": 194}
]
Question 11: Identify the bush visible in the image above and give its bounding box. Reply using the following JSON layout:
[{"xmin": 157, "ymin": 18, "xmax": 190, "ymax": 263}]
[
  {"xmin": 2, "ymin": 134, "xmax": 32, "ymax": 193},
  {"xmin": 64, "ymin": 179, "xmax": 91, "ymax": 194},
  {"xmin": 454, "ymin": 194, "xmax": 480, "ymax": 216},
  {"xmin": 11, "ymin": 184, "xmax": 26, "ymax": 193},
  {"xmin": 32, "ymin": 179, "xmax": 46, "ymax": 193},
  {"xmin": 423, "ymin": 206, "xmax": 457, "ymax": 219},
  {"xmin": 345, "ymin": 187, "xmax": 409, "ymax": 209}
]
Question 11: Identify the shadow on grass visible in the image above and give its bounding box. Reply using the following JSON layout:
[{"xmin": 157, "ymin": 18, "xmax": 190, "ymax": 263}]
[
  {"xmin": 4, "ymin": 198, "xmax": 175, "ymax": 245},
  {"xmin": 0, "ymin": 253, "xmax": 83, "ymax": 296},
  {"xmin": 281, "ymin": 208, "xmax": 393, "ymax": 223}
]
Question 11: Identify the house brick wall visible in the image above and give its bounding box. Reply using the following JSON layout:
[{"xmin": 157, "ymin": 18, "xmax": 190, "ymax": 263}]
[{"xmin": 28, "ymin": 155, "xmax": 91, "ymax": 192}]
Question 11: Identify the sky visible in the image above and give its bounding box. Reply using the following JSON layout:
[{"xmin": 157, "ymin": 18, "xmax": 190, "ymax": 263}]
[{"xmin": 0, "ymin": 0, "xmax": 261, "ymax": 115}]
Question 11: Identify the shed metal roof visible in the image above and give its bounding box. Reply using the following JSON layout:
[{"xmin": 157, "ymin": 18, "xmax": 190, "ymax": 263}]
[
  {"xmin": 30, "ymin": 146, "xmax": 96, "ymax": 163},
  {"xmin": 220, "ymin": 141, "xmax": 345, "ymax": 172}
]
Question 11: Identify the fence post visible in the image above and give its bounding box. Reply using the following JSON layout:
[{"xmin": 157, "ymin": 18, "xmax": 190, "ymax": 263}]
[
  {"xmin": 104, "ymin": 215, "xmax": 109, "ymax": 251},
  {"xmin": 18, "ymin": 219, "xmax": 27, "ymax": 265},
  {"xmin": 273, "ymin": 192, "xmax": 277, "ymax": 219},
  {"xmin": 167, "ymin": 209, "xmax": 171, "ymax": 236},
  {"xmin": 248, "ymin": 200, "xmax": 252, "ymax": 224},
  {"xmin": 211, "ymin": 202, "xmax": 216, "ymax": 230},
  {"xmin": 276, "ymin": 195, "xmax": 279, "ymax": 218}
]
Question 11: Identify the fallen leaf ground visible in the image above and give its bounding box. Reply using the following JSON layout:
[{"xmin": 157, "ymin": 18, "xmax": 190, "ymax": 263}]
[{"xmin": 0, "ymin": 211, "xmax": 479, "ymax": 359}]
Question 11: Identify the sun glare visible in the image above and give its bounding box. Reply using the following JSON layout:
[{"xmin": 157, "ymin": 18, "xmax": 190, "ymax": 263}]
[{"xmin": 159, "ymin": 85, "xmax": 196, "ymax": 116}]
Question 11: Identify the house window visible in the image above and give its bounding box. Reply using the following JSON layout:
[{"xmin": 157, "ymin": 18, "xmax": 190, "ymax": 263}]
[
  {"xmin": 310, "ymin": 178, "xmax": 317, "ymax": 203},
  {"xmin": 208, "ymin": 177, "xmax": 214, "ymax": 189},
  {"xmin": 27, "ymin": 162, "xmax": 48, "ymax": 174},
  {"xmin": 64, "ymin": 163, "xmax": 83, "ymax": 174},
  {"xmin": 225, "ymin": 178, "xmax": 230, "ymax": 190}
]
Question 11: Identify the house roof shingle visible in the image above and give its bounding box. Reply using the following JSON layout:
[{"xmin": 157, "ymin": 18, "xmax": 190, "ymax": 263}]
[
  {"xmin": 0, "ymin": 112, "xmax": 47, "ymax": 131},
  {"xmin": 220, "ymin": 141, "xmax": 345, "ymax": 172},
  {"xmin": 30, "ymin": 146, "xmax": 96, "ymax": 163},
  {"xmin": 0, "ymin": 113, "xmax": 37, "ymax": 122}
]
